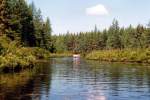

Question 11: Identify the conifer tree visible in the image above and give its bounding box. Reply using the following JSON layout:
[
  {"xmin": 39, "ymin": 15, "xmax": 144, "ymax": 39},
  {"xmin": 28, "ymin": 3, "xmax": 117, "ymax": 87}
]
[{"xmin": 107, "ymin": 19, "xmax": 121, "ymax": 49}]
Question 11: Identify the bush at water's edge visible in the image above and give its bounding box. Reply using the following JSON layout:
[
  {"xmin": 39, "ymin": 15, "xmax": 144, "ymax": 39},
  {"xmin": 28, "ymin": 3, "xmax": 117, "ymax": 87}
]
[
  {"xmin": 85, "ymin": 49, "xmax": 150, "ymax": 63},
  {"xmin": 0, "ymin": 47, "xmax": 50, "ymax": 72},
  {"xmin": 0, "ymin": 36, "xmax": 50, "ymax": 72}
]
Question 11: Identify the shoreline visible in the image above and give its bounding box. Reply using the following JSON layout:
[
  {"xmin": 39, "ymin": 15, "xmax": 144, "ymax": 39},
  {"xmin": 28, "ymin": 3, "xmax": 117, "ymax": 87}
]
[
  {"xmin": 85, "ymin": 49, "xmax": 150, "ymax": 64},
  {"xmin": 2, "ymin": 48, "xmax": 150, "ymax": 73},
  {"xmin": 0, "ymin": 47, "xmax": 50, "ymax": 73},
  {"xmin": 49, "ymin": 53, "xmax": 73, "ymax": 58}
]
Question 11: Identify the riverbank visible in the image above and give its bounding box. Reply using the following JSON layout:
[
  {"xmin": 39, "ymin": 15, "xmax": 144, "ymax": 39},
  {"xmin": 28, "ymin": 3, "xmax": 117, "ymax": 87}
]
[
  {"xmin": 86, "ymin": 49, "xmax": 150, "ymax": 63},
  {"xmin": 0, "ymin": 35, "xmax": 51, "ymax": 72},
  {"xmin": 0, "ymin": 46, "xmax": 73, "ymax": 72},
  {"xmin": 0, "ymin": 47, "xmax": 50, "ymax": 72},
  {"xmin": 50, "ymin": 53, "xmax": 73, "ymax": 58}
]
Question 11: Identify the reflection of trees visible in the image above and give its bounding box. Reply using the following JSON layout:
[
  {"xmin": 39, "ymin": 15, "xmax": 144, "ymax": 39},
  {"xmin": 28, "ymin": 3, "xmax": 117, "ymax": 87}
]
[
  {"xmin": 145, "ymin": 68, "xmax": 150, "ymax": 92},
  {"xmin": 107, "ymin": 63, "xmax": 122, "ymax": 96},
  {"xmin": 0, "ymin": 62, "xmax": 52, "ymax": 100},
  {"xmin": 86, "ymin": 61, "xmax": 150, "ymax": 97}
]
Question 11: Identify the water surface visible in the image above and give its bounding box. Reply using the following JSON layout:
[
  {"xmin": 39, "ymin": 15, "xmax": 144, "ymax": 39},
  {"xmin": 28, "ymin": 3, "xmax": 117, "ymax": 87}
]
[{"xmin": 1, "ymin": 57, "xmax": 150, "ymax": 100}]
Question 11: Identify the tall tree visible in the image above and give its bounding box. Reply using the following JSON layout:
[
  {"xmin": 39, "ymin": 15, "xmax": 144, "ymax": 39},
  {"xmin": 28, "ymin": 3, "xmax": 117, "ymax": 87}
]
[
  {"xmin": 42, "ymin": 18, "xmax": 52, "ymax": 49},
  {"xmin": 16, "ymin": 0, "xmax": 36, "ymax": 46},
  {"xmin": 0, "ymin": 0, "xmax": 21, "ymax": 39},
  {"xmin": 134, "ymin": 24, "xmax": 144, "ymax": 48},
  {"xmin": 0, "ymin": 0, "xmax": 8, "ymax": 35},
  {"xmin": 143, "ymin": 22, "xmax": 150, "ymax": 48},
  {"xmin": 107, "ymin": 19, "xmax": 121, "ymax": 49}
]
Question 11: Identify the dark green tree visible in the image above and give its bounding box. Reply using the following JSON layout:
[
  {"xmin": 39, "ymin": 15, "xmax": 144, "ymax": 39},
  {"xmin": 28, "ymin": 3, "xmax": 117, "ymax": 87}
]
[
  {"xmin": 107, "ymin": 19, "xmax": 121, "ymax": 49},
  {"xmin": 143, "ymin": 22, "xmax": 150, "ymax": 48}
]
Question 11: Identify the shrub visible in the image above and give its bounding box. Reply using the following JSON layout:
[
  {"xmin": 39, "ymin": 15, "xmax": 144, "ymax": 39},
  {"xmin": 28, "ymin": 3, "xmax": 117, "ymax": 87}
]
[
  {"xmin": 0, "ymin": 36, "xmax": 50, "ymax": 71},
  {"xmin": 86, "ymin": 49, "xmax": 150, "ymax": 63}
]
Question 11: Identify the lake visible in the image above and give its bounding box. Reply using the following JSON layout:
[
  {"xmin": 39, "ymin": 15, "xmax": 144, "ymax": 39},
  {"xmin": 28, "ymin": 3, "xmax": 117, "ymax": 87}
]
[{"xmin": 1, "ymin": 57, "xmax": 150, "ymax": 100}]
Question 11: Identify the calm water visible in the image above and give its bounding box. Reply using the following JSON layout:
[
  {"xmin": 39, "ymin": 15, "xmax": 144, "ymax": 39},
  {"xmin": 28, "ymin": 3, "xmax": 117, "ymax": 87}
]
[{"xmin": 1, "ymin": 57, "xmax": 150, "ymax": 100}]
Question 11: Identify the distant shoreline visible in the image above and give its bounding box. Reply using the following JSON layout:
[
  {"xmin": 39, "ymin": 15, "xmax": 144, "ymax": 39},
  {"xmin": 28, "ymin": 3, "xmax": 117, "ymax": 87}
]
[{"xmin": 86, "ymin": 49, "xmax": 150, "ymax": 64}]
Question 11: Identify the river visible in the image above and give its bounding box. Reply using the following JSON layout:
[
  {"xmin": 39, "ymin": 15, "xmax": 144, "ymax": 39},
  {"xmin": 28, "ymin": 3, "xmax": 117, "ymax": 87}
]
[{"xmin": 0, "ymin": 57, "xmax": 150, "ymax": 100}]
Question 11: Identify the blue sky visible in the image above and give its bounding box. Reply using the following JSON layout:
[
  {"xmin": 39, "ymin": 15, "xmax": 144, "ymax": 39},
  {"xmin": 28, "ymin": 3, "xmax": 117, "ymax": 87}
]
[{"xmin": 27, "ymin": 0, "xmax": 150, "ymax": 34}]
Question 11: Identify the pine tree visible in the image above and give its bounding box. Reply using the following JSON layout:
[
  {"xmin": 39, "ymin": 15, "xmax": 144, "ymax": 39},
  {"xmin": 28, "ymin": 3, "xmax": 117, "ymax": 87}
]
[
  {"xmin": 0, "ymin": 0, "xmax": 21, "ymax": 41},
  {"xmin": 107, "ymin": 19, "xmax": 121, "ymax": 49},
  {"xmin": 16, "ymin": 0, "xmax": 36, "ymax": 46},
  {"xmin": 32, "ymin": 7, "xmax": 44, "ymax": 47},
  {"xmin": 98, "ymin": 29, "xmax": 107, "ymax": 49},
  {"xmin": 143, "ymin": 22, "xmax": 150, "ymax": 48},
  {"xmin": 133, "ymin": 24, "xmax": 144, "ymax": 48},
  {"xmin": 42, "ymin": 18, "xmax": 52, "ymax": 49},
  {"xmin": 0, "ymin": 0, "xmax": 7, "ymax": 35}
]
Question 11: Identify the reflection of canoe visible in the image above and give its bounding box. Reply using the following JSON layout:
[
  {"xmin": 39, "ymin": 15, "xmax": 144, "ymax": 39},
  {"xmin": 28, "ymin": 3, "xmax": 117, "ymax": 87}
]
[{"xmin": 73, "ymin": 54, "xmax": 80, "ymax": 58}]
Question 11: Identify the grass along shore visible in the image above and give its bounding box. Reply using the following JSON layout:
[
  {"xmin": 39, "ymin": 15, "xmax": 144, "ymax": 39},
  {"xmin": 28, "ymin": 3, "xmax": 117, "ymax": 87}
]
[
  {"xmin": 0, "ymin": 36, "xmax": 72, "ymax": 72},
  {"xmin": 0, "ymin": 47, "xmax": 50, "ymax": 72},
  {"xmin": 86, "ymin": 49, "xmax": 150, "ymax": 63},
  {"xmin": 50, "ymin": 52, "xmax": 73, "ymax": 58},
  {"xmin": 0, "ymin": 36, "xmax": 50, "ymax": 72}
]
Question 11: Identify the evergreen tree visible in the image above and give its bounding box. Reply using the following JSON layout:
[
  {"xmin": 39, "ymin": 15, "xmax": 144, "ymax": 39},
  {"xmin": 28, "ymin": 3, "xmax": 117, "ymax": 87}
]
[
  {"xmin": 0, "ymin": 0, "xmax": 21, "ymax": 40},
  {"xmin": 132, "ymin": 24, "xmax": 144, "ymax": 48},
  {"xmin": 0, "ymin": 0, "xmax": 52, "ymax": 49},
  {"xmin": 0, "ymin": 0, "xmax": 8, "ymax": 35},
  {"xmin": 42, "ymin": 18, "xmax": 52, "ymax": 50},
  {"xmin": 143, "ymin": 22, "xmax": 150, "ymax": 48},
  {"xmin": 98, "ymin": 29, "xmax": 107, "ymax": 49},
  {"xmin": 107, "ymin": 19, "xmax": 121, "ymax": 49},
  {"xmin": 17, "ymin": 0, "xmax": 36, "ymax": 46}
]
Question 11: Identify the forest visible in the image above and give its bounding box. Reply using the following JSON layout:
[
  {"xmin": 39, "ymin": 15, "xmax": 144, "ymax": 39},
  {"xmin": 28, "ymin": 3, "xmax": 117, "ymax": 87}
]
[
  {"xmin": 53, "ymin": 19, "xmax": 150, "ymax": 53},
  {"xmin": 53, "ymin": 19, "xmax": 150, "ymax": 63},
  {"xmin": 0, "ymin": 0, "xmax": 52, "ymax": 71},
  {"xmin": 1, "ymin": 0, "xmax": 150, "ymax": 71},
  {"xmin": 1, "ymin": 0, "xmax": 150, "ymax": 100}
]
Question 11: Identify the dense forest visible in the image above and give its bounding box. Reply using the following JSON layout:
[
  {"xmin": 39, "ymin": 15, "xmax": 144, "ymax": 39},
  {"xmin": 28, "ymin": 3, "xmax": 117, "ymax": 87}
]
[
  {"xmin": 1, "ymin": 0, "xmax": 150, "ymax": 55},
  {"xmin": 1, "ymin": 0, "xmax": 150, "ymax": 70},
  {"xmin": 0, "ymin": 0, "xmax": 52, "ymax": 49},
  {"xmin": 53, "ymin": 19, "xmax": 150, "ymax": 54},
  {"xmin": 0, "ymin": 0, "xmax": 52, "ymax": 70}
]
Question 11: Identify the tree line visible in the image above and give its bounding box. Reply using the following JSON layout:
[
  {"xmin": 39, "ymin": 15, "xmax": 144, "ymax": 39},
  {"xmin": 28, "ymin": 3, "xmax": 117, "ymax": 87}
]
[
  {"xmin": 0, "ymin": 0, "xmax": 52, "ymax": 50},
  {"xmin": 1, "ymin": 0, "xmax": 150, "ymax": 54},
  {"xmin": 53, "ymin": 19, "xmax": 150, "ymax": 54}
]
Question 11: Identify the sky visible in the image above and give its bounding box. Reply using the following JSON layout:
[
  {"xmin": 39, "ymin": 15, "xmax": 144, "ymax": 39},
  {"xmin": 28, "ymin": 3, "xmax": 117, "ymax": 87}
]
[{"xmin": 27, "ymin": 0, "xmax": 150, "ymax": 34}]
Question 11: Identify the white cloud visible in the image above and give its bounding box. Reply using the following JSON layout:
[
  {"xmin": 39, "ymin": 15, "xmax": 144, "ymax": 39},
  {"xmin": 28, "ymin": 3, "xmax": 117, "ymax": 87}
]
[{"xmin": 86, "ymin": 4, "xmax": 109, "ymax": 16}]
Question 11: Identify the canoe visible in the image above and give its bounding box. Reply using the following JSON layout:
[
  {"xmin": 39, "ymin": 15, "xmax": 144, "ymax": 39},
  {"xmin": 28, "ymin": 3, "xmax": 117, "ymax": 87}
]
[{"xmin": 73, "ymin": 54, "xmax": 80, "ymax": 58}]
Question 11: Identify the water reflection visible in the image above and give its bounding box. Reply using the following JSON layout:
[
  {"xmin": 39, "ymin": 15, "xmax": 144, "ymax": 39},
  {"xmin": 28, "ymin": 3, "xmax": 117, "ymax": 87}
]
[
  {"xmin": 73, "ymin": 57, "xmax": 80, "ymax": 71},
  {"xmin": 49, "ymin": 58, "xmax": 150, "ymax": 100},
  {"xmin": 0, "ymin": 62, "xmax": 52, "ymax": 100},
  {"xmin": 1, "ymin": 57, "xmax": 150, "ymax": 100},
  {"xmin": 87, "ymin": 95, "xmax": 106, "ymax": 100}
]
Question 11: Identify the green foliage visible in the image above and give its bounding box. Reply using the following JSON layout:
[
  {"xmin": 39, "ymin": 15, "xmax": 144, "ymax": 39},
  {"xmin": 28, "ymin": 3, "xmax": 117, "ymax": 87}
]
[
  {"xmin": 0, "ymin": 36, "xmax": 50, "ymax": 70},
  {"xmin": 54, "ymin": 36, "xmax": 67, "ymax": 53},
  {"xmin": 0, "ymin": 0, "xmax": 53, "ymax": 72},
  {"xmin": 0, "ymin": 0, "xmax": 52, "ymax": 49},
  {"xmin": 53, "ymin": 19, "xmax": 150, "ymax": 56},
  {"xmin": 143, "ymin": 24, "xmax": 150, "ymax": 48},
  {"xmin": 107, "ymin": 19, "xmax": 121, "ymax": 49},
  {"xmin": 51, "ymin": 19, "xmax": 150, "ymax": 64},
  {"xmin": 86, "ymin": 49, "xmax": 150, "ymax": 63}
]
